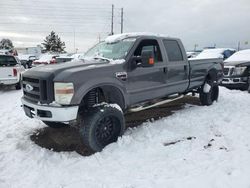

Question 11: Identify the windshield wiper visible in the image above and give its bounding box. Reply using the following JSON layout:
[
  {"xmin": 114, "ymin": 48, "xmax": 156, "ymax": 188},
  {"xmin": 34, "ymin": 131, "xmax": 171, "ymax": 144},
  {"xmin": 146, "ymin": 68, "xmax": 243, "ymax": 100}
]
[{"xmin": 93, "ymin": 56, "xmax": 111, "ymax": 63}]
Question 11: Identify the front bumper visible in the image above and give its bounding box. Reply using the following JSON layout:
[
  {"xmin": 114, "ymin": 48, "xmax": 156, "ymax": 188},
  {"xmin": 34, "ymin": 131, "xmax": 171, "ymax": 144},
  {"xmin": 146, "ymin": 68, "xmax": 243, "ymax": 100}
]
[
  {"xmin": 21, "ymin": 97, "xmax": 79, "ymax": 122},
  {"xmin": 220, "ymin": 77, "xmax": 249, "ymax": 90}
]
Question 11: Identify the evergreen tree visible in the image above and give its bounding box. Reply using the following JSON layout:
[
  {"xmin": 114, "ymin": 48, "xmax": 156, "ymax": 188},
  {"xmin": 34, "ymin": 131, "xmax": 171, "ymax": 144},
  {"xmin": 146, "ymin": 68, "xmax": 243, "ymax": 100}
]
[
  {"xmin": 0, "ymin": 38, "xmax": 14, "ymax": 50},
  {"xmin": 42, "ymin": 31, "xmax": 66, "ymax": 53}
]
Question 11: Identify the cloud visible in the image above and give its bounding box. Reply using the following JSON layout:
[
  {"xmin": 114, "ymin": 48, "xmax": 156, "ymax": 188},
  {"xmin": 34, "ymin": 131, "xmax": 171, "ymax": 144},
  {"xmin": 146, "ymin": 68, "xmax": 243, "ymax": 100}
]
[{"xmin": 0, "ymin": 0, "xmax": 250, "ymax": 52}]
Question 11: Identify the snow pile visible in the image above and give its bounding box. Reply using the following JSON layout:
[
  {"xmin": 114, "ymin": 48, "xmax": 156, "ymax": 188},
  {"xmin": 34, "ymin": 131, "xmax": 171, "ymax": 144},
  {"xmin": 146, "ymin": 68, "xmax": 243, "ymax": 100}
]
[
  {"xmin": 0, "ymin": 88, "xmax": 250, "ymax": 188},
  {"xmin": 35, "ymin": 54, "xmax": 55, "ymax": 62},
  {"xmin": 195, "ymin": 48, "xmax": 234, "ymax": 59},
  {"xmin": 109, "ymin": 59, "xmax": 125, "ymax": 64},
  {"xmin": 105, "ymin": 32, "xmax": 162, "ymax": 43},
  {"xmin": 224, "ymin": 49, "xmax": 250, "ymax": 62}
]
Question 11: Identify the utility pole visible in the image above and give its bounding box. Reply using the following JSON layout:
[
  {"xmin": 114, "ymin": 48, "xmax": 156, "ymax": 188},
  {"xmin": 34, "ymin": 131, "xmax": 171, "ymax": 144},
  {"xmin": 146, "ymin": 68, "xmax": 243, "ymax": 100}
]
[
  {"xmin": 111, "ymin": 4, "xmax": 114, "ymax": 35},
  {"xmin": 73, "ymin": 28, "xmax": 76, "ymax": 53},
  {"xmin": 237, "ymin": 41, "xmax": 241, "ymax": 51},
  {"xmin": 121, "ymin": 8, "xmax": 124, "ymax": 33},
  {"xmin": 194, "ymin": 44, "xmax": 198, "ymax": 51}
]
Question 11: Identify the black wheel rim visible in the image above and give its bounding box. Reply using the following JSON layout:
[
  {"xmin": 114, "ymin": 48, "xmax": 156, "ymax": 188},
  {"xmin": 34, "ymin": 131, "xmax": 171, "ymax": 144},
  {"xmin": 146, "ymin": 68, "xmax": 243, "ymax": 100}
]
[{"xmin": 95, "ymin": 116, "xmax": 120, "ymax": 146}]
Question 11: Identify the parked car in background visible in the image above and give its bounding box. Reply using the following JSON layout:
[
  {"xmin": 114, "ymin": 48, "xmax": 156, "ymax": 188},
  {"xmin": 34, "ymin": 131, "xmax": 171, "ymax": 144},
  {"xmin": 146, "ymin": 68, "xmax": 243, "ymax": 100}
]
[
  {"xmin": 32, "ymin": 54, "xmax": 58, "ymax": 67},
  {"xmin": 0, "ymin": 49, "xmax": 11, "ymax": 55},
  {"xmin": 0, "ymin": 55, "xmax": 24, "ymax": 89},
  {"xmin": 221, "ymin": 49, "xmax": 250, "ymax": 90},
  {"xmin": 18, "ymin": 54, "xmax": 37, "ymax": 68},
  {"xmin": 194, "ymin": 48, "xmax": 236, "ymax": 60},
  {"xmin": 56, "ymin": 53, "xmax": 85, "ymax": 63},
  {"xmin": 55, "ymin": 54, "xmax": 73, "ymax": 64}
]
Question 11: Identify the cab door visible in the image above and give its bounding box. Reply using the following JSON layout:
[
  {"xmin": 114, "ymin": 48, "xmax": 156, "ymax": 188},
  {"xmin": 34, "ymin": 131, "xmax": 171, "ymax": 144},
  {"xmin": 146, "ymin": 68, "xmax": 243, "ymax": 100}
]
[
  {"xmin": 126, "ymin": 39, "xmax": 168, "ymax": 104},
  {"xmin": 162, "ymin": 39, "xmax": 189, "ymax": 93}
]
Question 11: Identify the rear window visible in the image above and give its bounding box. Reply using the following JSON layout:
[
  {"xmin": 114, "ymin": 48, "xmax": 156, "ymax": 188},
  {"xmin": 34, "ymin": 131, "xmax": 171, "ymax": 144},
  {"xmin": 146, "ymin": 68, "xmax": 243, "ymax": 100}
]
[
  {"xmin": 163, "ymin": 40, "xmax": 183, "ymax": 62},
  {"xmin": 0, "ymin": 56, "xmax": 17, "ymax": 67}
]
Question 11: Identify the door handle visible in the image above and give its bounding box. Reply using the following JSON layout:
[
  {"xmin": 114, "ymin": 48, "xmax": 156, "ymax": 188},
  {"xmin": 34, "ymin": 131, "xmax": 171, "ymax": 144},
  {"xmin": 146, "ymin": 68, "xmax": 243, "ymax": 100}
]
[
  {"xmin": 163, "ymin": 67, "xmax": 168, "ymax": 73},
  {"xmin": 184, "ymin": 65, "xmax": 188, "ymax": 71}
]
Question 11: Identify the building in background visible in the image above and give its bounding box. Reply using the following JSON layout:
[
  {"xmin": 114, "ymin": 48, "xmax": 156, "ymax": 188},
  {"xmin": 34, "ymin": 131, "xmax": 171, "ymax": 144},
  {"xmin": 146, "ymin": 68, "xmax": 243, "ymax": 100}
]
[{"xmin": 15, "ymin": 45, "xmax": 42, "ymax": 58}]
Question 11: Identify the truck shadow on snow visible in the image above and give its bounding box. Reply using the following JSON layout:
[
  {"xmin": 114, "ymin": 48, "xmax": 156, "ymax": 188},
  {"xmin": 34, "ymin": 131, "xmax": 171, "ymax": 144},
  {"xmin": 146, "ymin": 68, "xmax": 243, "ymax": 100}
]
[{"xmin": 30, "ymin": 96, "xmax": 200, "ymax": 156}]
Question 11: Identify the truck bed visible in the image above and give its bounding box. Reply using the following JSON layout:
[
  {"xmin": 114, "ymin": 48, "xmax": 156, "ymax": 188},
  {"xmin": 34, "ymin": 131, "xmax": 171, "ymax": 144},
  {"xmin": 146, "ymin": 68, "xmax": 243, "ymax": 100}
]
[{"xmin": 188, "ymin": 58, "xmax": 223, "ymax": 90}]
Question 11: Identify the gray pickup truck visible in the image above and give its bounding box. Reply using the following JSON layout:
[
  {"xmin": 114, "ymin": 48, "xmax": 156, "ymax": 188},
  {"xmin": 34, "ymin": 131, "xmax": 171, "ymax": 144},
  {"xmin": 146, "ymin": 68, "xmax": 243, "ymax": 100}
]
[{"xmin": 21, "ymin": 33, "xmax": 223, "ymax": 152}]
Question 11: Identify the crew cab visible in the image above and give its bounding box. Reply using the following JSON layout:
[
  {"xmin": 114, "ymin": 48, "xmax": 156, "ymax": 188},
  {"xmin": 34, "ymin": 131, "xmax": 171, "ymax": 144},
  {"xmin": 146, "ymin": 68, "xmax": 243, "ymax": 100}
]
[
  {"xmin": 0, "ymin": 55, "xmax": 24, "ymax": 89},
  {"xmin": 21, "ymin": 33, "xmax": 223, "ymax": 152},
  {"xmin": 221, "ymin": 49, "xmax": 250, "ymax": 90}
]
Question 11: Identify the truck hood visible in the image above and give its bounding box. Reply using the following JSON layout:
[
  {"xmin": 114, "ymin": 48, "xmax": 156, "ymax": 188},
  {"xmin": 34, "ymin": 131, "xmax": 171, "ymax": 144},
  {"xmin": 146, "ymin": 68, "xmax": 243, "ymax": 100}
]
[
  {"xmin": 30, "ymin": 59, "xmax": 109, "ymax": 74},
  {"xmin": 23, "ymin": 58, "xmax": 124, "ymax": 82},
  {"xmin": 224, "ymin": 60, "xmax": 250, "ymax": 67}
]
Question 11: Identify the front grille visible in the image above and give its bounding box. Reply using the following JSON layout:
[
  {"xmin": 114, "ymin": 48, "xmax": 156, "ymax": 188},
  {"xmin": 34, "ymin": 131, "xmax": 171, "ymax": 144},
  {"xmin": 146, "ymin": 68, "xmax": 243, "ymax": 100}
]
[
  {"xmin": 229, "ymin": 67, "xmax": 235, "ymax": 75},
  {"xmin": 223, "ymin": 68, "xmax": 229, "ymax": 76},
  {"xmin": 23, "ymin": 76, "xmax": 52, "ymax": 103},
  {"xmin": 224, "ymin": 67, "xmax": 235, "ymax": 76}
]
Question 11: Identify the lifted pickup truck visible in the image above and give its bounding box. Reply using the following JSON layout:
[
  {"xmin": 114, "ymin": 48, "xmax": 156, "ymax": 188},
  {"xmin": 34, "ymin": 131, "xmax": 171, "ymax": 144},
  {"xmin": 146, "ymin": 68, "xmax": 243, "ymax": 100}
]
[{"xmin": 21, "ymin": 33, "xmax": 223, "ymax": 152}]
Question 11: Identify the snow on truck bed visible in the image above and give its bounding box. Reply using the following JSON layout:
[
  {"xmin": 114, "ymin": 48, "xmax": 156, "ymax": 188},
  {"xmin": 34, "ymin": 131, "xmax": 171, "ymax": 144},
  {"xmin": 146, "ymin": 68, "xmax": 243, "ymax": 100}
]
[{"xmin": 0, "ymin": 88, "xmax": 250, "ymax": 188}]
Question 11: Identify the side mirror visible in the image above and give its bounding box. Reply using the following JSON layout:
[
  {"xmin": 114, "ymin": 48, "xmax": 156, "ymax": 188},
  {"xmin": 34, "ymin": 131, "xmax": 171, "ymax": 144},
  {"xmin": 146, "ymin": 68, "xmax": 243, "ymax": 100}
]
[{"xmin": 141, "ymin": 50, "xmax": 155, "ymax": 67}]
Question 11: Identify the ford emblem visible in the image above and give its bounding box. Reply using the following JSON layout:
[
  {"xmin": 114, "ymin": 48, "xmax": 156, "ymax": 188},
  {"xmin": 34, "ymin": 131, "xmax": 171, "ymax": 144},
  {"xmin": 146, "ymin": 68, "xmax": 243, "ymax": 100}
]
[{"xmin": 25, "ymin": 84, "xmax": 34, "ymax": 92}]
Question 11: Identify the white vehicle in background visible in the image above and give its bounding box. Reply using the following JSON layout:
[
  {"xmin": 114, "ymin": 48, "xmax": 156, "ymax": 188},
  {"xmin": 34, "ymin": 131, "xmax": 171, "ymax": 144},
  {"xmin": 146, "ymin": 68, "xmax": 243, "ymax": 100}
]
[
  {"xmin": 194, "ymin": 48, "xmax": 236, "ymax": 60},
  {"xmin": 55, "ymin": 53, "xmax": 74, "ymax": 64},
  {"xmin": 0, "ymin": 54, "xmax": 25, "ymax": 90},
  {"xmin": 32, "ymin": 54, "xmax": 58, "ymax": 67},
  {"xmin": 56, "ymin": 53, "xmax": 85, "ymax": 63},
  {"xmin": 0, "ymin": 49, "xmax": 11, "ymax": 55},
  {"xmin": 71, "ymin": 53, "xmax": 84, "ymax": 60},
  {"xmin": 221, "ymin": 49, "xmax": 250, "ymax": 90}
]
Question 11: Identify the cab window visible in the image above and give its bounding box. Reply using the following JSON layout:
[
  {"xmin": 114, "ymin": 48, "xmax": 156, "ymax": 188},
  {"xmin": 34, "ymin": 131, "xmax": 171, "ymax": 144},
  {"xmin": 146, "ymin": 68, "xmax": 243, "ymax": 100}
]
[
  {"xmin": 134, "ymin": 39, "xmax": 163, "ymax": 63},
  {"xmin": 163, "ymin": 40, "xmax": 183, "ymax": 62}
]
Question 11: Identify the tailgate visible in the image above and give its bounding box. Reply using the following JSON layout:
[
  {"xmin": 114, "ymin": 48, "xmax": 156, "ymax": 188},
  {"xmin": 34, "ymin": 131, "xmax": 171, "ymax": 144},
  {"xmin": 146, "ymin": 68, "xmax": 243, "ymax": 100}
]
[{"xmin": 0, "ymin": 67, "xmax": 16, "ymax": 79}]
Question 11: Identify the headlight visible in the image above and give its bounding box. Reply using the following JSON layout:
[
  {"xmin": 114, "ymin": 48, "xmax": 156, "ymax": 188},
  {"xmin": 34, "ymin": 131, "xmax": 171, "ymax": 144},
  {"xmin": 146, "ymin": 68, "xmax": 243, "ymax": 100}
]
[
  {"xmin": 233, "ymin": 66, "xmax": 247, "ymax": 76},
  {"xmin": 54, "ymin": 82, "xmax": 74, "ymax": 105}
]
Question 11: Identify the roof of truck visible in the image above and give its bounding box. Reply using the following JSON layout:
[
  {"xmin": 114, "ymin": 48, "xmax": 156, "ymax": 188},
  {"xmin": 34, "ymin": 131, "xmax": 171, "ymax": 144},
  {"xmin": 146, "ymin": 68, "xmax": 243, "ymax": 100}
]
[{"xmin": 104, "ymin": 32, "xmax": 171, "ymax": 43}]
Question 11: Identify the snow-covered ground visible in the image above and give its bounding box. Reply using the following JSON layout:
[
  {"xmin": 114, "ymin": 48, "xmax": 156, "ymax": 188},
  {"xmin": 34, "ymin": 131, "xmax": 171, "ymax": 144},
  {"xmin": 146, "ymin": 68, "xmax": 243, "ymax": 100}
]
[{"xmin": 0, "ymin": 87, "xmax": 250, "ymax": 188}]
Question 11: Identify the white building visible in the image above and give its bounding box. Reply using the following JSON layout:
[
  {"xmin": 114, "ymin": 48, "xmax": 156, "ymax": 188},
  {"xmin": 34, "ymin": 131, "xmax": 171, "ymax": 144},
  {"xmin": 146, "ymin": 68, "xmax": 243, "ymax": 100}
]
[{"xmin": 15, "ymin": 45, "xmax": 42, "ymax": 57}]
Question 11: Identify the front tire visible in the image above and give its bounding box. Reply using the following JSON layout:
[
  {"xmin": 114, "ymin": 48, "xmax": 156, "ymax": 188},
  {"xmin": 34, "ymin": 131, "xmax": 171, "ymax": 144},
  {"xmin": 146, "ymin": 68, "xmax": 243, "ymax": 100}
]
[
  {"xmin": 199, "ymin": 81, "xmax": 219, "ymax": 106},
  {"xmin": 42, "ymin": 121, "xmax": 69, "ymax": 128},
  {"xmin": 79, "ymin": 104, "xmax": 125, "ymax": 152}
]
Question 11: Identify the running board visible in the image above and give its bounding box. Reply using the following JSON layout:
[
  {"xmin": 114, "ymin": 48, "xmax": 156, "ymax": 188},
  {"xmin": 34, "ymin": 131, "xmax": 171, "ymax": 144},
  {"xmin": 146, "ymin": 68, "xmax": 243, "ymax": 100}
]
[{"xmin": 129, "ymin": 95, "xmax": 184, "ymax": 112}]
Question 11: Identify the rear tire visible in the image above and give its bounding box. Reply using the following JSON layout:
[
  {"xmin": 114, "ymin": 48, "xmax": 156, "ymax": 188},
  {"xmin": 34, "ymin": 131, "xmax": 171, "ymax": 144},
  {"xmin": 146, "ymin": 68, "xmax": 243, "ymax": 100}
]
[
  {"xmin": 200, "ymin": 80, "xmax": 219, "ymax": 106},
  {"xmin": 248, "ymin": 77, "xmax": 250, "ymax": 93},
  {"xmin": 15, "ymin": 81, "xmax": 21, "ymax": 90},
  {"xmin": 42, "ymin": 121, "xmax": 69, "ymax": 128},
  {"xmin": 79, "ymin": 104, "xmax": 125, "ymax": 152}
]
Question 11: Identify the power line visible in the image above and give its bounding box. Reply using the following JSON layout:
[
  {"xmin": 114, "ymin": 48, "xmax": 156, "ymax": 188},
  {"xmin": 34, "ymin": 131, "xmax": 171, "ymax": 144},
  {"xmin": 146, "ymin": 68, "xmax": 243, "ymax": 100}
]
[{"xmin": 0, "ymin": 2, "xmax": 111, "ymax": 8}]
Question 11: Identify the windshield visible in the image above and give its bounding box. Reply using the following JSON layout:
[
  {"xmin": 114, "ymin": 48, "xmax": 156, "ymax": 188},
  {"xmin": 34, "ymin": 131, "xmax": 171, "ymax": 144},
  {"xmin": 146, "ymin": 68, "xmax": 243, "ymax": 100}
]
[{"xmin": 84, "ymin": 37, "xmax": 136, "ymax": 60}]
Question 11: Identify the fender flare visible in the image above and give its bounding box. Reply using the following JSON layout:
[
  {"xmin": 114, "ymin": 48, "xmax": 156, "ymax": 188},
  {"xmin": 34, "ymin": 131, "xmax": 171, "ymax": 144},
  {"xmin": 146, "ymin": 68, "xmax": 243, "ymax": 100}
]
[{"xmin": 71, "ymin": 78, "xmax": 128, "ymax": 109}]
